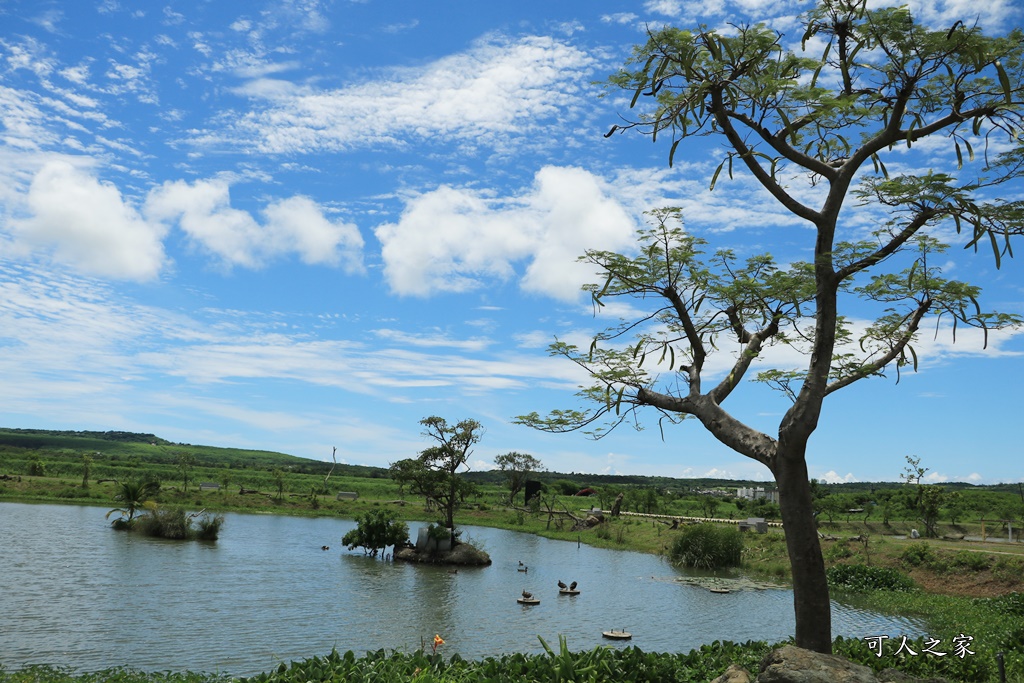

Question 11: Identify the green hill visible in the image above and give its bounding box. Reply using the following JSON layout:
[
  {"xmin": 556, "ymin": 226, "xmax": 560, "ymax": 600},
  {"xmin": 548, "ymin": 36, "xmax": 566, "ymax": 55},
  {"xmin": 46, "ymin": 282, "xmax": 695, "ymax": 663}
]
[{"xmin": 0, "ymin": 427, "xmax": 385, "ymax": 477}]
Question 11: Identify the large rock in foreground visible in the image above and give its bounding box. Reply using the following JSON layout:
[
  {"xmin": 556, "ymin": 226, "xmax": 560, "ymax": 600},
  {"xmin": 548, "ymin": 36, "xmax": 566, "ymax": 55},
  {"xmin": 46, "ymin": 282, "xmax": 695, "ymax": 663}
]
[
  {"xmin": 394, "ymin": 542, "xmax": 491, "ymax": 566},
  {"xmin": 710, "ymin": 646, "xmax": 949, "ymax": 683},
  {"xmin": 757, "ymin": 646, "xmax": 878, "ymax": 683}
]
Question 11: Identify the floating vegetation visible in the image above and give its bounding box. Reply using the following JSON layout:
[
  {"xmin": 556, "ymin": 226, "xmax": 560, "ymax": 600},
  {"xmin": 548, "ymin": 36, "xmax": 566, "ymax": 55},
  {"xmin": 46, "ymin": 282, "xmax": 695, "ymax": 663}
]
[{"xmin": 669, "ymin": 575, "xmax": 785, "ymax": 592}]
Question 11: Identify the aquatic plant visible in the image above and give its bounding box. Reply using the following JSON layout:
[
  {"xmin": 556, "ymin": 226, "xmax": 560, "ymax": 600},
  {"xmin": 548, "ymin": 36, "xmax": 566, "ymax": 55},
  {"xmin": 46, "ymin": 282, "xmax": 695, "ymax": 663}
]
[{"xmin": 669, "ymin": 523, "xmax": 742, "ymax": 569}]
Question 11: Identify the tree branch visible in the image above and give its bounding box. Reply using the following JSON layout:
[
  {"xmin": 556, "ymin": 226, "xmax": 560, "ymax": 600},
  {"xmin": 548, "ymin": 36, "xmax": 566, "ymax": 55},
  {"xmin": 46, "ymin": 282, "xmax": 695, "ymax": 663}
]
[
  {"xmin": 711, "ymin": 89, "xmax": 822, "ymax": 224},
  {"xmin": 824, "ymin": 300, "xmax": 930, "ymax": 396},
  {"xmin": 708, "ymin": 316, "xmax": 781, "ymax": 404},
  {"xmin": 726, "ymin": 109, "xmax": 837, "ymax": 178},
  {"xmin": 635, "ymin": 387, "xmax": 776, "ymax": 467}
]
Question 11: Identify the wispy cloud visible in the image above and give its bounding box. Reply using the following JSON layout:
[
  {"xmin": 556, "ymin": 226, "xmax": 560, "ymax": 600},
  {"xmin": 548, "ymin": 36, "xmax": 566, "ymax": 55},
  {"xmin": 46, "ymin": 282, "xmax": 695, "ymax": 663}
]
[{"xmin": 208, "ymin": 34, "xmax": 597, "ymax": 154}]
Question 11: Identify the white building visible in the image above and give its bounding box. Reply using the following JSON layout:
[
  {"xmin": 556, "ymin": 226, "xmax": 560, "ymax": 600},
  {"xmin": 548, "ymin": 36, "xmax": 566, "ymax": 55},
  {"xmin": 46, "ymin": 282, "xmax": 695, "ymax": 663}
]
[{"xmin": 736, "ymin": 486, "xmax": 779, "ymax": 503}]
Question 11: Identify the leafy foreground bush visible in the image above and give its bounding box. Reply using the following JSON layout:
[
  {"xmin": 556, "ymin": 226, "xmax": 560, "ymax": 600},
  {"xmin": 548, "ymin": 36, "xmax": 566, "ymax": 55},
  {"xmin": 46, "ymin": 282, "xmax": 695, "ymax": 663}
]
[
  {"xmin": 0, "ymin": 666, "xmax": 229, "ymax": 683},
  {"xmin": 2, "ymin": 631, "xmax": 1020, "ymax": 683},
  {"xmin": 826, "ymin": 564, "xmax": 917, "ymax": 593},
  {"xmin": 669, "ymin": 523, "xmax": 743, "ymax": 569},
  {"xmin": 241, "ymin": 638, "xmax": 774, "ymax": 683}
]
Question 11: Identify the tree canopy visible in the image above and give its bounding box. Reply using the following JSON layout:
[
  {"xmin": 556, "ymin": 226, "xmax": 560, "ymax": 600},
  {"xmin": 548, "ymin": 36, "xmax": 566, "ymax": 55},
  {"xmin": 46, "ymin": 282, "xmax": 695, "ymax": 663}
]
[
  {"xmin": 494, "ymin": 451, "xmax": 544, "ymax": 505},
  {"xmin": 342, "ymin": 509, "xmax": 409, "ymax": 558},
  {"xmin": 519, "ymin": 0, "xmax": 1024, "ymax": 654},
  {"xmin": 390, "ymin": 416, "xmax": 482, "ymax": 537}
]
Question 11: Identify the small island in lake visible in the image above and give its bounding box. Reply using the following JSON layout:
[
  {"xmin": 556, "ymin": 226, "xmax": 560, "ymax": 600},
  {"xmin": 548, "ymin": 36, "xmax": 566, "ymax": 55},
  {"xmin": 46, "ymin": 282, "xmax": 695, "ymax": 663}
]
[
  {"xmin": 394, "ymin": 541, "xmax": 491, "ymax": 566},
  {"xmin": 393, "ymin": 523, "xmax": 491, "ymax": 566}
]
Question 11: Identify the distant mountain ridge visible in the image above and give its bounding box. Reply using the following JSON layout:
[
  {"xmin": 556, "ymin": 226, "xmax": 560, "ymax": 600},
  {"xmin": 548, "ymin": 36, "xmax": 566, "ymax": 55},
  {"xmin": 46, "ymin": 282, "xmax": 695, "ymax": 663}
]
[{"xmin": 0, "ymin": 428, "xmax": 171, "ymax": 444}]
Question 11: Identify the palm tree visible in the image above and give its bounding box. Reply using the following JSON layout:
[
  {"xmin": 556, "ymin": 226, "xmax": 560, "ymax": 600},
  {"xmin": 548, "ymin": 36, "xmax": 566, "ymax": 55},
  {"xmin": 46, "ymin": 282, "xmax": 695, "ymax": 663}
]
[{"xmin": 106, "ymin": 479, "xmax": 160, "ymax": 527}]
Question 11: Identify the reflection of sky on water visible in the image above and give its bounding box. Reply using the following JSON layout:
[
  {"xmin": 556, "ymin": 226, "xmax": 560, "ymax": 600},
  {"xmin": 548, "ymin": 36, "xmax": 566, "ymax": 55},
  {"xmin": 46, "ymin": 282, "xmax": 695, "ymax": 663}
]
[{"xmin": 1, "ymin": 503, "xmax": 926, "ymax": 676}]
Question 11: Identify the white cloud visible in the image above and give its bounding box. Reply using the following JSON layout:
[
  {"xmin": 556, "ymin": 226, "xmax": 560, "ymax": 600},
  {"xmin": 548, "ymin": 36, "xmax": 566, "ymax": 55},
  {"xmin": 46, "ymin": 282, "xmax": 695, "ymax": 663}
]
[
  {"xmin": 11, "ymin": 161, "xmax": 168, "ymax": 280},
  {"xmin": 375, "ymin": 166, "xmax": 636, "ymax": 301},
  {"xmin": 601, "ymin": 13, "xmax": 640, "ymax": 24},
  {"xmin": 645, "ymin": 0, "xmax": 684, "ymax": 15},
  {"xmin": 145, "ymin": 178, "xmax": 364, "ymax": 271},
  {"xmin": 372, "ymin": 329, "xmax": 492, "ymax": 351},
  {"xmin": 819, "ymin": 470, "xmax": 858, "ymax": 484},
  {"xmin": 218, "ymin": 34, "xmax": 596, "ymax": 154},
  {"xmin": 262, "ymin": 195, "xmax": 364, "ymax": 272},
  {"xmin": 867, "ymin": 0, "xmax": 1021, "ymax": 30},
  {"xmin": 145, "ymin": 178, "xmax": 263, "ymax": 267},
  {"xmin": 520, "ymin": 167, "xmax": 637, "ymax": 299}
]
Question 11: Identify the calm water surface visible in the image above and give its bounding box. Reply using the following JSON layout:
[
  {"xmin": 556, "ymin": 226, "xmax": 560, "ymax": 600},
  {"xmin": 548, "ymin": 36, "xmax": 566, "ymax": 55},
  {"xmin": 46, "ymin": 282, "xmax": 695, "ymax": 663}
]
[{"xmin": 0, "ymin": 502, "xmax": 926, "ymax": 676}]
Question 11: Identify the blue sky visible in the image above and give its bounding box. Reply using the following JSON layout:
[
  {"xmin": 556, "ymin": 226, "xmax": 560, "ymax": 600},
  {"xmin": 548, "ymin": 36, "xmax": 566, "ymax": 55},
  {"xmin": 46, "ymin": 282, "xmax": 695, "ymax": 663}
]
[{"xmin": 1, "ymin": 0, "xmax": 1022, "ymax": 485}]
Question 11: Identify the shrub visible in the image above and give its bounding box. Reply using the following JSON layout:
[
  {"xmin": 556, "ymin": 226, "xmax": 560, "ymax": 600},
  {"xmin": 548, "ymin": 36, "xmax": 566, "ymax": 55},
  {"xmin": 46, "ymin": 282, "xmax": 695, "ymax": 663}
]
[
  {"xmin": 138, "ymin": 507, "xmax": 190, "ymax": 539},
  {"xmin": 993, "ymin": 556, "xmax": 1024, "ymax": 582},
  {"xmin": 976, "ymin": 591, "xmax": 1024, "ymax": 617},
  {"xmin": 823, "ymin": 541, "xmax": 853, "ymax": 562},
  {"xmin": 194, "ymin": 513, "xmax": 224, "ymax": 541},
  {"xmin": 670, "ymin": 523, "xmax": 742, "ymax": 569},
  {"xmin": 826, "ymin": 563, "xmax": 917, "ymax": 592},
  {"xmin": 132, "ymin": 506, "xmax": 222, "ymax": 541},
  {"xmin": 899, "ymin": 542, "xmax": 936, "ymax": 567},
  {"xmin": 550, "ymin": 479, "xmax": 581, "ymax": 496},
  {"xmin": 951, "ymin": 550, "xmax": 990, "ymax": 571},
  {"xmin": 342, "ymin": 509, "xmax": 409, "ymax": 557}
]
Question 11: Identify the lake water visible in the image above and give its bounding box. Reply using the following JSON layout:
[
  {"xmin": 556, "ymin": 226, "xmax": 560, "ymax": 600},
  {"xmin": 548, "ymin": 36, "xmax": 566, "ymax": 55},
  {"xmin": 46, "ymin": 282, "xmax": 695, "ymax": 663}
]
[{"xmin": 0, "ymin": 502, "xmax": 926, "ymax": 676}]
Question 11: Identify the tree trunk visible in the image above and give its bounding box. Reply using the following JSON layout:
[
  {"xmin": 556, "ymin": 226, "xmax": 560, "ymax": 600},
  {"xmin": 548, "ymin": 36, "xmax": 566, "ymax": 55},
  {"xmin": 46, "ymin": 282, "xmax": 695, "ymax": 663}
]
[{"xmin": 774, "ymin": 444, "xmax": 832, "ymax": 654}]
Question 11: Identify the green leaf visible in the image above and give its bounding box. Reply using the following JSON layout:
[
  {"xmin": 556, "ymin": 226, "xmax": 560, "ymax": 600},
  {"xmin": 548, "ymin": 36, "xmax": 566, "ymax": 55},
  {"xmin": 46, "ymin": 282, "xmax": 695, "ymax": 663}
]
[
  {"xmin": 995, "ymin": 60, "xmax": 1012, "ymax": 104},
  {"xmin": 778, "ymin": 108, "xmax": 795, "ymax": 143},
  {"xmin": 810, "ymin": 62, "xmax": 823, "ymax": 89},
  {"xmin": 705, "ymin": 35, "xmax": 721, "ymax": 62},
  {"xmin": 988, "ymin": 229, "xmax": 1002, "ymax": 269},
  {"xmin": 710, "ymin": 159, "xmax": 725, "ymax": 190},
  {"xmin": 669, "ymin": 138, "xmax": 682, "ymax": 168}
]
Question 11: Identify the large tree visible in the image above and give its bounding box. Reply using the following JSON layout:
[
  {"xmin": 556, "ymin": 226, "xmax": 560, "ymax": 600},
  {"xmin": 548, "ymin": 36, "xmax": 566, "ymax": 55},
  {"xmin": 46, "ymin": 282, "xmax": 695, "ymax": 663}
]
[
  {"xmin": 519, "ymin": 0, "xmax": 1023, "ymax": 653},
  {"xmin": 391, "ymin": 416, "xmax": 482, "ymax": 539}
]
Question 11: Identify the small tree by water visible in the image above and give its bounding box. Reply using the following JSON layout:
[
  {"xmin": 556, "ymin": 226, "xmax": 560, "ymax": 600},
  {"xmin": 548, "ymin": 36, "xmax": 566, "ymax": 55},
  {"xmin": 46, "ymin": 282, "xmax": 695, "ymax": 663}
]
[
  {"xmin": 106, "ymin": 478, "xmax": 160, "ymax": 527},
  {"xmin": 343, "ymin": 509, "xmax": 409, "ymax": 558}
]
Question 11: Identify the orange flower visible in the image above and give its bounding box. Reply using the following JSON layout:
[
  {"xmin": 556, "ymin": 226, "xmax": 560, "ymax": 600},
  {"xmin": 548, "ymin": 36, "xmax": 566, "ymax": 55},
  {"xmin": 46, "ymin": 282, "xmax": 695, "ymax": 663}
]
[{"xmin": 432, "ymin": 634, "xmax": 445, "ymax": 653}]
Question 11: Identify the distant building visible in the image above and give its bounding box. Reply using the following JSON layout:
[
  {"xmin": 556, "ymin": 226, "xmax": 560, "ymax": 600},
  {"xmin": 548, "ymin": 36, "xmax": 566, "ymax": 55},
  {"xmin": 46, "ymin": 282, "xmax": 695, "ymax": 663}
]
[{"xmin": 736, "ymin": 486, "xmax": 779, "ymax": 503}]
